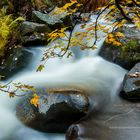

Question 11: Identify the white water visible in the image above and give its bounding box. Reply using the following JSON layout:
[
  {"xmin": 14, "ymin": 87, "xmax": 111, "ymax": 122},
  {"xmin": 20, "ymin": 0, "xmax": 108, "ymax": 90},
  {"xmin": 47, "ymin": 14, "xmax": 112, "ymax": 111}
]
[{"xmin": 0, "ymin": 15, "xmax": 127, "ymax": 140}]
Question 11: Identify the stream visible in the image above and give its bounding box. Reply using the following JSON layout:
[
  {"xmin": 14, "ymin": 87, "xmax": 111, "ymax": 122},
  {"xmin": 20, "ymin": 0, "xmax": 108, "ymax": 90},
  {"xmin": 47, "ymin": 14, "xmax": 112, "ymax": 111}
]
[{"xmin": 0, "ymin": 15, "xmax": 127, "ymax": 140}]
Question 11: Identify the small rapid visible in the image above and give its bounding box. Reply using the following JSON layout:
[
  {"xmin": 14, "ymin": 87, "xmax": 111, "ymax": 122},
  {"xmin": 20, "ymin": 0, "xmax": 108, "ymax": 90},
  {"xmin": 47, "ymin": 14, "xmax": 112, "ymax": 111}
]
[{"xmin": 0, "ymin": 15, "xmax": 127, "ymax": 140}]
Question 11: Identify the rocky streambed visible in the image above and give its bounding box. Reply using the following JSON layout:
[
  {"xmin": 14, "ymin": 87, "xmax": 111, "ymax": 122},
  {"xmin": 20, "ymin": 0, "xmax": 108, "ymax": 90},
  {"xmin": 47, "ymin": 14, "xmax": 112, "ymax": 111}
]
[{"xmin": 0, "ymin": 1, "xmax": 139, "ymax": 139}]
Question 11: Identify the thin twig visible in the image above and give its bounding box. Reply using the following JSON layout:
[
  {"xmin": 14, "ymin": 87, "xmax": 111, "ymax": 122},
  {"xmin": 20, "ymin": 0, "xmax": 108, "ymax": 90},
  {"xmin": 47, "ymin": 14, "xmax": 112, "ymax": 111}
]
[
  {"xmin": 89, "ymin": 3, "xmax": 112, "ymax": 48},
  {"xmin": 115, "ymin": 0, "xmax": 133, "ymax": 22},
  {"xmin": 132, "ymin": 0, "xmax": 140, "ymax": 8},
  {"xmin": 58, "ymin": 0, "xmax": 92, "ymax": 57}
]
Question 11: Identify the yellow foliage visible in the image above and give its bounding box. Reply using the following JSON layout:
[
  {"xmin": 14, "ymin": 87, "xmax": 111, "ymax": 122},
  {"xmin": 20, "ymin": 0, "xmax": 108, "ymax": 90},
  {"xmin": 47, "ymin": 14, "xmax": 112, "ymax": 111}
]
[
  {"xmin": 133, "ymin": 17, "xmax": 140, "ymax": 29},
  {"xmin": 48, "ymin": 27, "xmax": 68, "ymax": 42},
  {"xmin": 51, "ymin": 0, "xmax": 80, "ymax": 16},
  {"xmin": 115, "ymin": 32, "xmax": 124, "ymax": 38},
  {"xmin": 92, "ymin": 45, "xmax": 97, "ymax": 50},
  {"xmin": 108, "ymin": 33, "xmax": 114, "ymax": 39},
  {"xmin": 9, "ymin": 92, "xmax": 15, "ymax": 98},
  {"xmin": 42, "ymin": 0, "xmax": 139, "ymax": 61},
  {"xmin": 36, "ymin": 64, "xmax": 45, "ymax": 72},
  {"xmin": 106, "ymin": 32, "xmax": 122, "ymax": 46},
  {"xmin": 30, "ymin": 94, "xmax": 39, "ymax": 107},
  {"xmin": 81, "ymin": 24, "xmax": 86, "ymax": 29},
  {"xmin": 0, "ymin": 9, "xmax": 24, "ymax": 56},
  {"xmin": 113, "ymin": 41, "xmax": 122, "ymax": 46}
]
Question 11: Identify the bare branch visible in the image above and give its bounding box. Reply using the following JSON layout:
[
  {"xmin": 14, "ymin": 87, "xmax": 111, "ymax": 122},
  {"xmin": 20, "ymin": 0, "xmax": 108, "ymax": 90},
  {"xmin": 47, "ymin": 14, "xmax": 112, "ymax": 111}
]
[
  {"xmin": 132, "ymin": 0, "xmax": 140, "ymax": 8},
  {"xmin": 88, "ymin": 3, "xmax": 112, "ymax": 48},
  {"xmin": 0, "ymin": 87, "xmax": 26, "ymax": 97},
  {"xmin": 115, "ymin": 0, "xmax": 133, "ymax": 22},
  {"xmin": 54, "ymin": 0, "xmax": 93, "ymax": 57}
]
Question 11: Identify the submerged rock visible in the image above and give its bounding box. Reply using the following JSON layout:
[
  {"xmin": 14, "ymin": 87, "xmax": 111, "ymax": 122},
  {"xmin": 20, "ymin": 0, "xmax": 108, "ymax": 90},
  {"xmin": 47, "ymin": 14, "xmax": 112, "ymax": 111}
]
[
  {"xmin": 99, "ymin": 26, "xmax": 140, "ymax": 70},
  {"xmin": 16, "ymin": 89, "xmax": 89, "ymax": 133},
  {"xmin": 120, "ymin": 63, "xmax": 140, "ymax": 100}
]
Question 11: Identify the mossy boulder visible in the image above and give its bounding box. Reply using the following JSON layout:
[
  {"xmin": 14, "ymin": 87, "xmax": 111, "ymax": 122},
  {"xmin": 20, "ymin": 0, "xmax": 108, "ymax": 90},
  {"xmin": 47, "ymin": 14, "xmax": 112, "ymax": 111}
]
[{"xmin": 99, "ymin": 26, "xmax": 140, "ymax": 70}]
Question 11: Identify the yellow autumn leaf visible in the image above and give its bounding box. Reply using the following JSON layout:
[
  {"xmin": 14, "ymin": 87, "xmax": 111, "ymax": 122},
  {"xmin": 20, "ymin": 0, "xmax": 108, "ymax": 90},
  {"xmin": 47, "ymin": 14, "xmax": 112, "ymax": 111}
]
[
  {"xmin": 113, "ymin": 41, "xmax": 122, "ymax": 46},
  {"xmin": 108, "ymin": 33, "xmax": 114, "ymax": 38},
  {"xmin": 135, "ymin": 21, "xmax": 140, "ymax": 29},
  {"xmin": 30, "ymin": 94, "xmax": 39, "ymax": 107},
  {"xmin": 81, "ymin": 24, "xmax": 86, "ymax": 29},
  {"xmin": 76, "ymin": 3, "xmax": 82, "ymax": 7},
  {"xmin": 60, "ymin": 27, "xmax": 68, "ymax": 32},
  {"xmin": 36, "ymin": 65, "xmax": 45, "ymax": 72},
  {"xmin": 92, "ymin": 45, "xmax": 97, "ymax": 50},
  {"xmin": 9, "ymin": 92, "xmax": 15, "ymax": 98},
  {"xmin": 103, "ymin": 28, "xmax": 109, "ymax": 33},
  {"xmin": 59, "ymin": 33, "xmax": 65, "ymax": 38},
  {"xmin": 115, "ymin": 32, "xmax": 124, "ymax": 38}
]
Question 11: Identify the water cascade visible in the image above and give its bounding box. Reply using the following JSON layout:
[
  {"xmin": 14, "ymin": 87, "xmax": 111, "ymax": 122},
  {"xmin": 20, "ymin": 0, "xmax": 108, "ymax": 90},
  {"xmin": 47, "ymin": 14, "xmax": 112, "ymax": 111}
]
[{"xmin": 0, "ymin": 15, "xmax": 127, "ymax": 140}]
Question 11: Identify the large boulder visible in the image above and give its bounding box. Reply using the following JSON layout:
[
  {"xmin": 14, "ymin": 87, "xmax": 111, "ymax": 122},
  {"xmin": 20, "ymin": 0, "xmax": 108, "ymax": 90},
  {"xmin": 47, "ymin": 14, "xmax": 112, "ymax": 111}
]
[
  {"xmin": 99, "ymin": 26, "xmax": 140, "ymax": 70},
  {"xmin": 120, "ymin": 63, "xmax": 140, "ymax": 100},
  {"xmin": 16, "ymin": 89, "xmax": 89, "ymax": 133}
]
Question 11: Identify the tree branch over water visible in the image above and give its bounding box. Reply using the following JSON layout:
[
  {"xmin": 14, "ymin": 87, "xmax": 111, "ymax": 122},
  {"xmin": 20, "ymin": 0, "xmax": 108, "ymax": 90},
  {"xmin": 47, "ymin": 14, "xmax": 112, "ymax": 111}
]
[{"xmin": 115, "ymin": 0, "xmax": 133, "ymax": 22}]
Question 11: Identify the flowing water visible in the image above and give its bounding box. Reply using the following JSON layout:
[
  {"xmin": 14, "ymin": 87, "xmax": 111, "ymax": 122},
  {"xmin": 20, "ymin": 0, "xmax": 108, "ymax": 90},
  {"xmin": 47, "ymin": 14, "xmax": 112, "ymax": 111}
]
[{"xmin": 0, "ymin": 15, "xmax": 127, "ymax": 140}]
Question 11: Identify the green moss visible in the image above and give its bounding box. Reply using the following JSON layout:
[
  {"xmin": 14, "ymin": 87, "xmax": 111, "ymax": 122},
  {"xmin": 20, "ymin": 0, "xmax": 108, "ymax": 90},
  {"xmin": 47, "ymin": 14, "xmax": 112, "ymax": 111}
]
[{"xmin": 121, "ymin": 39, "xmax": 140, "ymax": 61}]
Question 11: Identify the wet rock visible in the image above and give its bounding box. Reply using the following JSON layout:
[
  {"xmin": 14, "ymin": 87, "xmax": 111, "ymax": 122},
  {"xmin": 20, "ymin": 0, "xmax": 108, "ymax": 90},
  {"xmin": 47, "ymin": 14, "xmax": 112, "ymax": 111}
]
[
  {"xmin": 99, "ymin": 26, "xmax": 140, "ymax": 70},
  {"xmin": 21, "ymin": 32, "xmax": 48, "ymax": 46},
  {"xmin": 66, "ymin": 91, "xmax": 140, "ymax": 140},
  {"xmin": 120, "ymin": 63, "xmax": 140, "ymax": 100},
  {"xmin": 72, "ymin": 13, "xmax": 91, "ymax": 23},
  {"xmin": 16, "ymin": 89, "xmax": 89, "ymax": 133},
  {"xmin": 32, "ymin": 8, "xmax": 72, "ymax": 29},
  {"xmin": 49, "ymin": 7, "xmax": 72, "ymax": 27},
  {"xmin": 0, "ymin": 47, "xmax": 33, "ymax": 80},
  {"xmin": 32, "ymin": 10, "xmax": 63, "ymax": 25},
  {"xmin": 20, "ymin": 21, "xmax": 51, "ymax": 35},
  {"xmin": 20, "ymin": 21, "xmax": 50, "ymax": 45}
]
